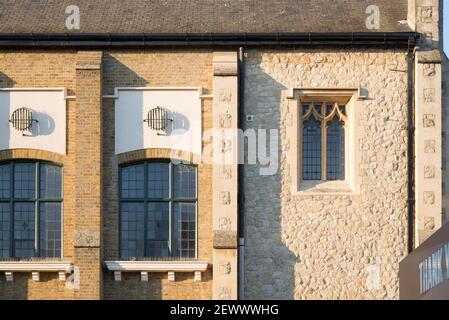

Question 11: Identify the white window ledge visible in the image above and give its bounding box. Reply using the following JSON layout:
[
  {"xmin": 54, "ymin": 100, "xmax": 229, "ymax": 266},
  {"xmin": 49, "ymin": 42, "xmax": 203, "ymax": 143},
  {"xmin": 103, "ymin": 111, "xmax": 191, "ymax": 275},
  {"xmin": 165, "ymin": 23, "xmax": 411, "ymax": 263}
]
[
  {"xmin": 105, "ymin": 261, "xmax": 208, "ymax": 283},
  {"xmin": 0, "ymin": 261, "xmax": 73, "ymax": 282}
]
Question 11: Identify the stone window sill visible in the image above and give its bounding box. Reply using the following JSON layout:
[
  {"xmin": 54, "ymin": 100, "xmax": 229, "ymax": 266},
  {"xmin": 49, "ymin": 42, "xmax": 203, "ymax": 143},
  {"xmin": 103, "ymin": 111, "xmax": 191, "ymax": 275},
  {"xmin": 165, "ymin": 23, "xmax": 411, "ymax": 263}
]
[
  {"xmin": 297, "ymin": 180, "xmax": 354, "ymax": 195},
  {"xmin": 0, "ymin": 261, "xmax": 73, "ymax": 282},
  {"xmin": 104, "ymin": 260, "xmax": 209, "ymax": 282}
]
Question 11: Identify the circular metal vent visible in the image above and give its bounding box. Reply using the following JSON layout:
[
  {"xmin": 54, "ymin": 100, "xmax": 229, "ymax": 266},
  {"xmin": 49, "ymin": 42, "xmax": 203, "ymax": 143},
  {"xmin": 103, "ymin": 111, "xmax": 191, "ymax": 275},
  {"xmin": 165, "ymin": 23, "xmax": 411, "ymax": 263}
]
[
  {"xmin": 9, "ymin": 107, "xmax": 37, "ymax": 134},
  {"xmin": 144, "ymin": 106, "xmax": 172, "ymax": 132}
]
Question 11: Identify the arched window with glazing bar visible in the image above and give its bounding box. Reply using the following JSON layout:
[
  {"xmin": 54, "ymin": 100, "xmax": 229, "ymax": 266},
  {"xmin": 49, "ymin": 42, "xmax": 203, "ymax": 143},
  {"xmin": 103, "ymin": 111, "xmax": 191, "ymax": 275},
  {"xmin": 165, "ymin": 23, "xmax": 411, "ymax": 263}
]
[
  {"xmin": 0, "ymin": 161, "xmax": 63, "ymax": 259},
  {"xmin": 301, "ymin": 102, "xmax": 347, "ymax": 181},
  {"xmin": 119, "ymin": 161, "xmax": 197, "ymax": 260}
]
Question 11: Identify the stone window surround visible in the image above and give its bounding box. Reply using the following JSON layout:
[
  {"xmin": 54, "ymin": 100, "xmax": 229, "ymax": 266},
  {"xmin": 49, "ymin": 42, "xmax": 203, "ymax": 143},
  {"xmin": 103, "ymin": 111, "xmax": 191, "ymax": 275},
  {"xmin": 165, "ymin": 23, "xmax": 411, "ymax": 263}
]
[
  {"xmin": 0, "ymin": 261, "xmax": 73, "ymax": 282},
  {"xmin": 286, "ymin": 88, "xmax": 366, "ymax": 195},
  {"xmin": 104, "ymin": 260, "xmax": 208, "ymax": 283}
]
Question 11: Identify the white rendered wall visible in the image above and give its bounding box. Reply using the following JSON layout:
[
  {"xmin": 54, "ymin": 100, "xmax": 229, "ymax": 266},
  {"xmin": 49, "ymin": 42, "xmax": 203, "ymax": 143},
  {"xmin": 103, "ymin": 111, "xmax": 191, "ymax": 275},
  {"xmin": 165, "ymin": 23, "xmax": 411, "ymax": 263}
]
[
  {"xmin": 114, "ymin": 88, "xmax": 202, "ymax": 156},
  {"xmin": 0, "ymin": 89, "xmax": 67, "ymax": 155}
]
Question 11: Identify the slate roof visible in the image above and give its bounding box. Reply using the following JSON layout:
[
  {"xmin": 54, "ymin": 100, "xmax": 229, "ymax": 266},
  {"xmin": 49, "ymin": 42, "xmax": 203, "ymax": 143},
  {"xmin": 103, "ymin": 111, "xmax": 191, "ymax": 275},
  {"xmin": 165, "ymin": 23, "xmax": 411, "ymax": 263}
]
[{"xmin": 0, "ymin": 0, "xmax": 412, "ymax": 34}]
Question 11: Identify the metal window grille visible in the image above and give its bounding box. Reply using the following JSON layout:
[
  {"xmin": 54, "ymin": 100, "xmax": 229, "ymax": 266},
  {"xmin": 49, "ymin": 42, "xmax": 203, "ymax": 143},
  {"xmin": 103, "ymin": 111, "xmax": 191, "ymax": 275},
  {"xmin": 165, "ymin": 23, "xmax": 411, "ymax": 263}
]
[
  {"xmin": 9, "ymin": 107, "xmax": 38, "ymax": 135},
  {"xmin": 144, "ymin": 106, "xmax": 173, "ymax": 133}
]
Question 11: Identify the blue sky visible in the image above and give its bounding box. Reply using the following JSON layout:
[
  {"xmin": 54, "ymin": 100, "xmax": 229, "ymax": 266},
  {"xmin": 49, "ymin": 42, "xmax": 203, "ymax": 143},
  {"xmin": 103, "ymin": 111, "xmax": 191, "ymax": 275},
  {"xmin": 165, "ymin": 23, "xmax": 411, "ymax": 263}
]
[{"xmin": 445, "ymin": 2, "xmax": 448, "ymax": 56}]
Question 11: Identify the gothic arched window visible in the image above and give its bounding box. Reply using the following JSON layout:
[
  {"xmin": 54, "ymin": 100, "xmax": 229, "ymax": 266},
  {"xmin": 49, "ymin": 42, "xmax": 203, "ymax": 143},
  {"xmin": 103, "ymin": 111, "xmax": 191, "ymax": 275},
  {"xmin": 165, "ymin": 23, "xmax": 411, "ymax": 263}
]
[{"xmin": 301, "ymin": 102, "xmax": 347, "ymax": 181}]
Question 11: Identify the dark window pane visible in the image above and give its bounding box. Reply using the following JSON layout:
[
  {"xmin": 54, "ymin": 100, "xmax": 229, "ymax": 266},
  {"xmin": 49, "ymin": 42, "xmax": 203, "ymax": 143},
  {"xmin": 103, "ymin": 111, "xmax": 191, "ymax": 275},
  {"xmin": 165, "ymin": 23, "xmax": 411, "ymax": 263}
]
[
  {"xmin": 327, "ymin": 117, "xmax": 345, "ymax": 180},
  {"xmin": 120, "ymin": 203, "xmax": 145, "ymax": 259},
  {"xmin": 147, "ymin": 241, "xmax": 169, "ymax": 259},
  {"xmin": 39, "ymin": 203, "xmax": 61, "ymax": 258},
  {"xmin": 147, "ymin": 202, "xmax": 169, "ymax": 240},
  {"xmin": 14, "ymin": 163, "xmax": 36, "ymax": 199},
  {"xmin": 302, "ymin": 117, "xmax": 322, "ymax": 180},
  {"xmin": 40, "ymin": 164, "xmax": 62, "ymax": 199},
  {"xmin": 173, "ymin": 165, "xmax": 196, "ymax": 199},
  {"xmin": 0, "ymin": 203, "xmax": 10, "ymax": 258},
  {"xmin": 173, "ymin": 203, "xmax": 196, "ymax": 258},
  {"xmin": 147, "ymin": 202, "xmax": 169, "ymax": 258},
  {"xmin": 121, "ymin": 164, "xmax": 144, "ymax": 199},
  {"xmin": 14, "ymin": 202, "xmax": 35, "ymax": 258},
  {"xmin": 302, "ymin": 104, "xmax": 310, "ymax": 116},
  {"xmin": 148, "ymin": 163, "xmax": 169, "ymax": 199},
  {"xmin": 314, "ymin": 103, "xmax": 323, "ymax": 116},
  {"xmin": 0, "ymin": 164, "xmax": 10, "ymax": 199}
]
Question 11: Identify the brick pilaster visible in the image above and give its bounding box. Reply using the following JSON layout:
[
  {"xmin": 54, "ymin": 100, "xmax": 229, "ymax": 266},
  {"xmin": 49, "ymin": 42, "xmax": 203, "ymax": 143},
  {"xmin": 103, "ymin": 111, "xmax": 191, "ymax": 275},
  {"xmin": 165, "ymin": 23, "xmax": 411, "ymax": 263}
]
[{"xmin": 74, "ymin": 51, "xmax": 103, "ymax": 299}]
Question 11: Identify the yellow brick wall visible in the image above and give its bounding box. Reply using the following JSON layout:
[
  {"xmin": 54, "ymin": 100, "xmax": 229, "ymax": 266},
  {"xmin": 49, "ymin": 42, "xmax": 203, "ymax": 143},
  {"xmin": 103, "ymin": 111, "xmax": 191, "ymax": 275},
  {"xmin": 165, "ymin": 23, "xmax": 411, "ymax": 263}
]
[
  {"xmin": 0, "ymin": 51, "xmax": 77, "ymax": 95},
  {"xmin": 0, "ymin": 50, "xmax": 77, "ymax": 300},
  {"xmin": 103, "ymin": 270, "xmax": 213, "ymax": 300},
  {"xmin": 102, "ymin": 49, "xmax": 214, "ymax": 300},
  {"xmin": 0, "ymin": 49, "xmax": 215, "ymax": 300},
  {"xmin": 0, "ymin": 273, "xmax": 73, "ymax": 300}
]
